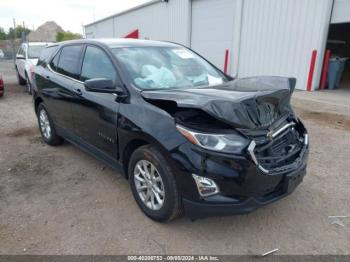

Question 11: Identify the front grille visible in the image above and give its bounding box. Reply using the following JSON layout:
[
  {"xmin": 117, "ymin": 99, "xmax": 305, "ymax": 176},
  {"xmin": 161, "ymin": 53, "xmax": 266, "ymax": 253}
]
[
  {"xmin": 241, "ymin": 119, "xmax": 307, "ymax": 174},
  {"xmin": 256, "ymin": 127, "xmax": 303, "ymax": 170}
]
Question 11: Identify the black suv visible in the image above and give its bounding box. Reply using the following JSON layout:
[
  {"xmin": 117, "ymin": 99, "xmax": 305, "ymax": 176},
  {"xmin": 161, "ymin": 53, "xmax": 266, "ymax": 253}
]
[{"xmin": 33, "ymin": 39, "xmax": 309, "ymax": 222}]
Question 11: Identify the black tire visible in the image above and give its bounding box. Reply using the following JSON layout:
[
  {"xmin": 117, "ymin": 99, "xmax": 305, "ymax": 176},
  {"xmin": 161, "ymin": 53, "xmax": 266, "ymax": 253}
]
[
  {"xmin": 16, "ymin": 68, "xmax": 26, "ymax": 85},
  {"xmin": 128, "ymin": 145, "xmax": 182, "ymax": 222},
  {"xmin": 37, "ymin": 103, "xmax": 63, "ymax": 146},
  {"xmin": 25, "ymin": 74, "xmax": 32, "ymax": 95}
]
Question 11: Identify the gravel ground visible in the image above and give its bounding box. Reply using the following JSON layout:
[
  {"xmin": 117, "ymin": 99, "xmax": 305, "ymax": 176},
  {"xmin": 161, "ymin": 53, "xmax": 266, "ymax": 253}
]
[{"xmin": 0, "ymin": 60, "xmax": 349, "ymax": 255}]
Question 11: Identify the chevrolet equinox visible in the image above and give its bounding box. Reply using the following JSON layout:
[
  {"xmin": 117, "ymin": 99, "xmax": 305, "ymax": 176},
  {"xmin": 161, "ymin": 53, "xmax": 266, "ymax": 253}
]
[{"xmin": 33, "ymin": 39, "xmax": 309, "ymax": 221}]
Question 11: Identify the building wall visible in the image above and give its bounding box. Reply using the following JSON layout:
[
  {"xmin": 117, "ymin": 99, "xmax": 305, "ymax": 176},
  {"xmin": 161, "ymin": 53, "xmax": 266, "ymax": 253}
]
[
  {"xmin": 85, "ymin": 0, "xmax": 336, "ymax": 91},
  {"xmin": 85, "ymin": 18, "xmax": 114, "ymax": 38},
  {"xmin": 237, "ymin": 0, "xmax": 333, "ymax": 91},
  {"xmin": 331, "ymin": 0, "xmax": 350, "ymax": 24},
  {"xmin": 85, "ymin": 1, "xmax": 191, "ymax": 45},
  {"xmin": 113, "ymin": 1, "xmax": 190, "ymax": 45},
  {"xmin": 190, "ymin": 0, "xmax": 242, "ymax": 75}
]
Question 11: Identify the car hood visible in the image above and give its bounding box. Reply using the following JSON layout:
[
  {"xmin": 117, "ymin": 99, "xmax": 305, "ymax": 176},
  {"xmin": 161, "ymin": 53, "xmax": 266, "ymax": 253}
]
[{"xmin": 141, "ymin": 76, "xmax": 296, "ymax": 129}]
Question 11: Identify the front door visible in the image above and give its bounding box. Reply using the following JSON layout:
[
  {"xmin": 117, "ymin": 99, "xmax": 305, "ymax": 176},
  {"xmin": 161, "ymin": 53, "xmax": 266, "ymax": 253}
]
[{"xmin": 70, "ymin": 45, "xmax": 120, "ymax": 159}]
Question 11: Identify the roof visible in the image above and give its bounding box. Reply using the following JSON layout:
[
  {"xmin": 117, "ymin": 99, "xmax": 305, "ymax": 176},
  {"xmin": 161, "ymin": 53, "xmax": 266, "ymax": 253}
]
[
  {"xmin": 84, "ymin": 0, "xmax": 161, "ymax": 27},
  {"xmin": 23, "ymin": 42, "xmax": 52, "ymax": 46},
  {"xmin": 56, "ymin": 38, "xmax": 181, "ymax": 48}
]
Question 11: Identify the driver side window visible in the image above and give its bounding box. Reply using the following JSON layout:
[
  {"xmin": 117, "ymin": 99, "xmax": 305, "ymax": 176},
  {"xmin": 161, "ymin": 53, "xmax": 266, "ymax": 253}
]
[{"xmin": 80, "ymin": 46, "xmax": 118, "ymax": 83}]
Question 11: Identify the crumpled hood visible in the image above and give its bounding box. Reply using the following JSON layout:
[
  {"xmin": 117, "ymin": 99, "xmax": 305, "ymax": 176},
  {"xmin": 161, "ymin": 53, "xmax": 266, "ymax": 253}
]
[{"xmin": 141, "ymin": 76, "xmax": 296, "ymax": 129}]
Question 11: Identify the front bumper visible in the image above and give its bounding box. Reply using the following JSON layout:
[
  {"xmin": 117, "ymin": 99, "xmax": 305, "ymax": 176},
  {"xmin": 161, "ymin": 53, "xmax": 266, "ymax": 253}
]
[
  {"xmin": 169, "ymin": 120, "xmax": 309, "ymax": 219},
  {"xmin": 183, "ymin": 162, "xmax": 306, "ymax": 219}
]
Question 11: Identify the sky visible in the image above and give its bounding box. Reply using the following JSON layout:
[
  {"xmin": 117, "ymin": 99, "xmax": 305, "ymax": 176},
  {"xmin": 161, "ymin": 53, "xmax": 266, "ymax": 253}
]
[{"xmin": 0, "ymin": 0, "xmax": 149, "ymax": 34}]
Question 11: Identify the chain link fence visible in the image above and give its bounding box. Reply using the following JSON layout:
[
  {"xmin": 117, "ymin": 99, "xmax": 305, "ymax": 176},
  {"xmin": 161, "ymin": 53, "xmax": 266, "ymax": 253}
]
[{"xmin": 0, "ymin": 39, "xmax": 21, "ymax": 60}]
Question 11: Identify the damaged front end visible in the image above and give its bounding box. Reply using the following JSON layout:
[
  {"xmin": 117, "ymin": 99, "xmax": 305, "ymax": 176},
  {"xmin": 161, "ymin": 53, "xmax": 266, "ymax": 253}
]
[
  {"xmin": 141, "ymin": 76, "xmax": 308, "ymax": 174},
  {"xmin": 141, "ymin": 76, "xmax": 309, "ymax": 217},
  {"xmin": 245, "ymin": 118, "xmax": 308, "ymax": 175}
]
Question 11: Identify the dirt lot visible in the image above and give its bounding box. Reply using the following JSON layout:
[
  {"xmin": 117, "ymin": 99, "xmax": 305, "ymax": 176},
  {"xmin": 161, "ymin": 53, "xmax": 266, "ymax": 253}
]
[{"xmin": 0, "ymin": 60, "xmax": 349, "ymax": 255}]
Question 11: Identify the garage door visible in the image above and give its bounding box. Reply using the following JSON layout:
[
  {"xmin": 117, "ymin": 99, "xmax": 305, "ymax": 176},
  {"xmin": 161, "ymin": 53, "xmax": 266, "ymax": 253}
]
[
  {"xmin": 331, "ymin": 0, "xmax": 350, "ymax": 24},
  {"xmin": 190, "ymin": 0, "xmax": 240, "ymax": 75}
]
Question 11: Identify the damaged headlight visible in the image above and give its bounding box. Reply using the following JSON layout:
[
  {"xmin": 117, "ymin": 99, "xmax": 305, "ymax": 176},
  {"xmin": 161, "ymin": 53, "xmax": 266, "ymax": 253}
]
[{"xmin": 176, "ymin": 125, "xmax": 249, "ymax": 153}]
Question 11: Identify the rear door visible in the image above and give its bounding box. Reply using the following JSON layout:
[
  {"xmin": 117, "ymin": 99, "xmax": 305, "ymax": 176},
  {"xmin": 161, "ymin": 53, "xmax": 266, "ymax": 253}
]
[
  {"xmin": 70, "ymin": 44, "xmax": 120, "ymax": 158},
  {"xmin": 43, "ymin": 44, "xmax": 84, "ymax": 132}
]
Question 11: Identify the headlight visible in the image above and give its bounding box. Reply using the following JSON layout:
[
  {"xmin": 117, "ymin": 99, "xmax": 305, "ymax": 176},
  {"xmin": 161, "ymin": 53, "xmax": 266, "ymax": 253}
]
[{"xmin": 176, "ymin": 125, "xmax": 249, "ymax": 153}]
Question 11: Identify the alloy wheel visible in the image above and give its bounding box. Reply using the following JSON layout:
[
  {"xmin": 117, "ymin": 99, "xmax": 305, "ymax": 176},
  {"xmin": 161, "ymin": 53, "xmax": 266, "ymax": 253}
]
[
  {"xmin": 39, "ymin": 109, "xmax": 51, "ymax": 140},
  {"xmin": 133, "ymin": 160, "xmax": 165, "ymax": 210}
]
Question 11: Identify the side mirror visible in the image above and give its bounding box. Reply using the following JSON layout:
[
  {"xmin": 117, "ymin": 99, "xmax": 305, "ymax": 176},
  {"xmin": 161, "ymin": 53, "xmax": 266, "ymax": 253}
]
[
  {"xmin": 16, "ymin": 54, "xmax": 25, "ymax": 60},
  {"xmin": 84, "ymin": 78, "xmax": 124, "ymax": 94}
]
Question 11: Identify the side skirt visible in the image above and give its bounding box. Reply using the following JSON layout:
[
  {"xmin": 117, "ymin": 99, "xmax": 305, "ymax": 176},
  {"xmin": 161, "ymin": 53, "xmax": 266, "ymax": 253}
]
[{"xmin": 56, "ymin": 126, "xmax": 125, "ymax": 177}]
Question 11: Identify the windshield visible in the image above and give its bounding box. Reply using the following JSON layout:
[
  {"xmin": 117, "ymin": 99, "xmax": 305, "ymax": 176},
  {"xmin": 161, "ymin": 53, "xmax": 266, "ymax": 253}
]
[
  {"xmin": 28, "ymin": 45, "xmax": 46, "ymax": 58},
  {"xmin": 111, "ymin": 47, "xmax": 227, "ymax": 90}
]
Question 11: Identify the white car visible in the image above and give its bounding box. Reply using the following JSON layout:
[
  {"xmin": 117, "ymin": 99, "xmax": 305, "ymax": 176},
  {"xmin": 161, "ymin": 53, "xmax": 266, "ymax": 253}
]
[
  {"xmin": 15, "ymin": 42, "xmax": 51, "ymax": 94},
  {"xmin": 0, "ymin": 49, "xmax": 4, "ymax": 59}
]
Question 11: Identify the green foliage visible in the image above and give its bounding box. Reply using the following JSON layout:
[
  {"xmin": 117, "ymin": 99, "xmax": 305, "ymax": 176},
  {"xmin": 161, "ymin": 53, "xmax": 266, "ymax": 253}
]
[
  {"xmin": 0, "ymin": 27, "xmax": 7, "ymax": 40},
  {"xmin": 56, "ymin": 31, "xmax": 82, "ymax": 42},
  {"xmin": 7, "ymin": 25, "xmax": 31, "ymax": 39},
  {"xmin": 0, "ymin": 25, "xmax": 31, "ymax": 40}
]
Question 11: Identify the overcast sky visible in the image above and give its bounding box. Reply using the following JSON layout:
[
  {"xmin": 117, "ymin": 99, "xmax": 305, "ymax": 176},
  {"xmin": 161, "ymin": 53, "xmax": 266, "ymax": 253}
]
[{"xmin": 0, "ymin": 0, "xmax": 149, "ymax": 34}]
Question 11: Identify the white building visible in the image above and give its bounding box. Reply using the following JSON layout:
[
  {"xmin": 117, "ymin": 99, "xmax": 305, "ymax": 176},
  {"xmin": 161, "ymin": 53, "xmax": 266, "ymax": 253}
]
[{"xmin": 84, "ymin": 0, "xmax": 350, "ymax": 91}]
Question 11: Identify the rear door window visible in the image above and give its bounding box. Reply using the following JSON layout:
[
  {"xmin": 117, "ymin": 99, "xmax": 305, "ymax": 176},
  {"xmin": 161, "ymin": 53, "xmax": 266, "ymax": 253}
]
[{"xmin": 56, "ymin": 45, "xmax": 83, "ymax": 79}]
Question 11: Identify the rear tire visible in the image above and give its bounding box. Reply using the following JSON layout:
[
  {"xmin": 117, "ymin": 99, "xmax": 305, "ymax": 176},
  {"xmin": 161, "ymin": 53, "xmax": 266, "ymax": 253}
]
[
  {"xmin": 37, "ymin": 103, "xmax": 63, "ymax": 146},
  {"xmin": 16, "ymin": 69, "xmax": 26, "ymax": 85},
  {"xmin": 128, "ymin": 145, "xmax": 182, "ymax": 222}
]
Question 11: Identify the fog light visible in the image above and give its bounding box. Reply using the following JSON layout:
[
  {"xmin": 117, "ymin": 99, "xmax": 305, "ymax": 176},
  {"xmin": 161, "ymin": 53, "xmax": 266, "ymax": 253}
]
[{"xmin": 192, "ymin": 174, "xmax": 219, "ymax": 197}]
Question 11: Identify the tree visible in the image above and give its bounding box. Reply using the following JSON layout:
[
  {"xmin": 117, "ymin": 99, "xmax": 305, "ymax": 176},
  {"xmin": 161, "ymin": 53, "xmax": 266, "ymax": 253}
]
[
  {"xmin": 7, "ymin": 25, "xmax": 31, "ymax": 39},
  {"xmin": 0, "ymin": 27, "xmax": 7, "ymax": 40},
  {"xmin": 56, "ymin": 31, "xmax": 82, "ymax": 42}
]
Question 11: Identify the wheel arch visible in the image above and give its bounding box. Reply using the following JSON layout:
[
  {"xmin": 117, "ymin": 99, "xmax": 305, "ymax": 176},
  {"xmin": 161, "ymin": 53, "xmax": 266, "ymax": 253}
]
[
  {"xmin": 122, "ymin": 139, "xmax": 149, "ymax": 178},
  {"xmin": 34, "ymin": 96, "xmax": 44, "ymax": 115},
  {"xmin": 121, "ymin": 135, "xmax": 175, "ymax": 179}
]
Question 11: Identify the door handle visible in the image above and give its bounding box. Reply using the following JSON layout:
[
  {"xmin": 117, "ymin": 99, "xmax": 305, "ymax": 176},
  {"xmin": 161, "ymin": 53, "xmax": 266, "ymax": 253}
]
[{"xmin": 73, "ymin": 88, "xmax": 83, "ymax": 96}]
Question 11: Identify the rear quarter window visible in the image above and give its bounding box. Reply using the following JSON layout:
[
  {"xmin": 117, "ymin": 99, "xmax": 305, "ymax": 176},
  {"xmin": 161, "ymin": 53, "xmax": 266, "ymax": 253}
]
[{"xmin": 38, "ymin": 46, "xmax": 58, "ymax": 67}]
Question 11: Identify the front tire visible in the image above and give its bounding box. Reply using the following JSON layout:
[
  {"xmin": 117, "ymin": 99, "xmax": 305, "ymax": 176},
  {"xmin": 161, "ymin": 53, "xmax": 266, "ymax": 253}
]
[
  {"xmin": 37, "ymin": 103, "xmax": 63, "ymax": 146},
  {"xmin": 128, "ymin": 145, "xmax": 182, "ymax": 222}
]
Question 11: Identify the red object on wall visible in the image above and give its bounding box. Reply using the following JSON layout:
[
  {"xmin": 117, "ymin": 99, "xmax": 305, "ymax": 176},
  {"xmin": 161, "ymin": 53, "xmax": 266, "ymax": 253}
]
[
  {"xmin": 306, "ymin": 50, "xmax": 317, "ymax": 92},
  {"xmin": 224, "ymin": 49, "xmax": 229, "ymax": 74},
  {"xmin": 320, "ymin": 49, "xmax": 331, "ymax": 90},
  {"xmin": 124, "ymin": 29, "xmax": 139, "ymax": 39}
]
